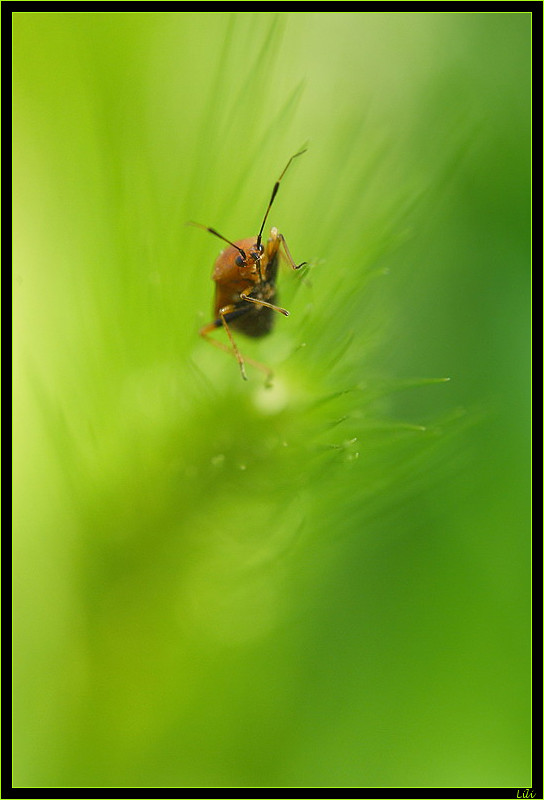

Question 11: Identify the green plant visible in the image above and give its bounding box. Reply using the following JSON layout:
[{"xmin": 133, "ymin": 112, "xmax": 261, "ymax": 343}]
[{"xmin": 13, "ymin": 11, "xmax": 531, "ymax": 788}]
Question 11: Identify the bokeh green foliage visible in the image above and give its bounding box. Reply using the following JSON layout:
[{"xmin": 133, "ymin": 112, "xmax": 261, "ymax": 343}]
[{"xmin": 13, "ymin": 12, "xmax": 531, "ymax": 788}]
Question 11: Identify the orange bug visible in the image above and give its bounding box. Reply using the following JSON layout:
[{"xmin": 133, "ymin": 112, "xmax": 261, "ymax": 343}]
[{"xmin": 192, "ymin": 149, "xmax": 307, "ymax": 381}]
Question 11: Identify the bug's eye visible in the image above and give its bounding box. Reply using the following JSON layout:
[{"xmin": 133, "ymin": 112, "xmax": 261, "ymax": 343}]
[{"xmin": 235, "ymin": 255, "xmax": 245, "ymax": 267}]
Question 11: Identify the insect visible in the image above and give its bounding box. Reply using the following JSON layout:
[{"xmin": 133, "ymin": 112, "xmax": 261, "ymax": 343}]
[{"xmin": 192, "ymin": 149, "xmax": 307, "ymax": 381}]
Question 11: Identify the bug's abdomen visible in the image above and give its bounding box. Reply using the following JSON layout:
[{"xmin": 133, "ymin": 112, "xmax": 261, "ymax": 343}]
[
  {"xmin": 230, "ymin": 275, "xmax": 278, "ymax": 337},
  {"xmin": 230, "ymin": 300, "xmax": 276, "ymax": 337}
]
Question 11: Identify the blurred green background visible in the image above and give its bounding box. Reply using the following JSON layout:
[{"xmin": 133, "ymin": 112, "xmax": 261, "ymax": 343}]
[{"xmin": 13, "ymin": 11, "xmax": 531, "ymax": 789}]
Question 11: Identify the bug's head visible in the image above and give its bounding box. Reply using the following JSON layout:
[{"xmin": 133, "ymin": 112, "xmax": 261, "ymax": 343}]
[
  {"xmin": 232, "ymin": 240, "xmax": 265, "ymax": 284},
  {"xmin": 235, "ymin": 241, "xmax": 264, "ymax": 269}
]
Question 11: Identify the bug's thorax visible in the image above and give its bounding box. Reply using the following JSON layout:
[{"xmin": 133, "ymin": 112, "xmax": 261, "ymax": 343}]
[{"xmin": 212, "ymin": 228, "xmax": 280, "ymax": 310}]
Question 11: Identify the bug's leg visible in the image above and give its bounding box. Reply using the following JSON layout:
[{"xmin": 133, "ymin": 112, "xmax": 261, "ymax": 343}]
[
  {"xmin": 240, "ymin": 293, "xmax": 290, "ymax": 317},
  {"xmin": 200, "ymin": 321, "xmax": 243, "ymax": 369},
  {"xmin": 199, "ymin": 313, "xmax": 273, "ymax": 383},
  {"xmin": 277, "ymin": 232, "xmax": 307, "ymax": 271},
  {"xmin": 218, "ymin": 309, "xmax": 247, "ymax": 380},
  {"xmin": 199, "ymin": 308, "xmax": 248, "ymax": 380}
]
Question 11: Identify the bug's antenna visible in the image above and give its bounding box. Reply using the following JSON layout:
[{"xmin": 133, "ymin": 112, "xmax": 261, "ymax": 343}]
[
  {"xmin": 188, "ymin": 221, "xmax": 247, "ymax": 262},
  {"xmin": 256, "ymin": 148, "xmax": 307, "ymax": 250}
]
